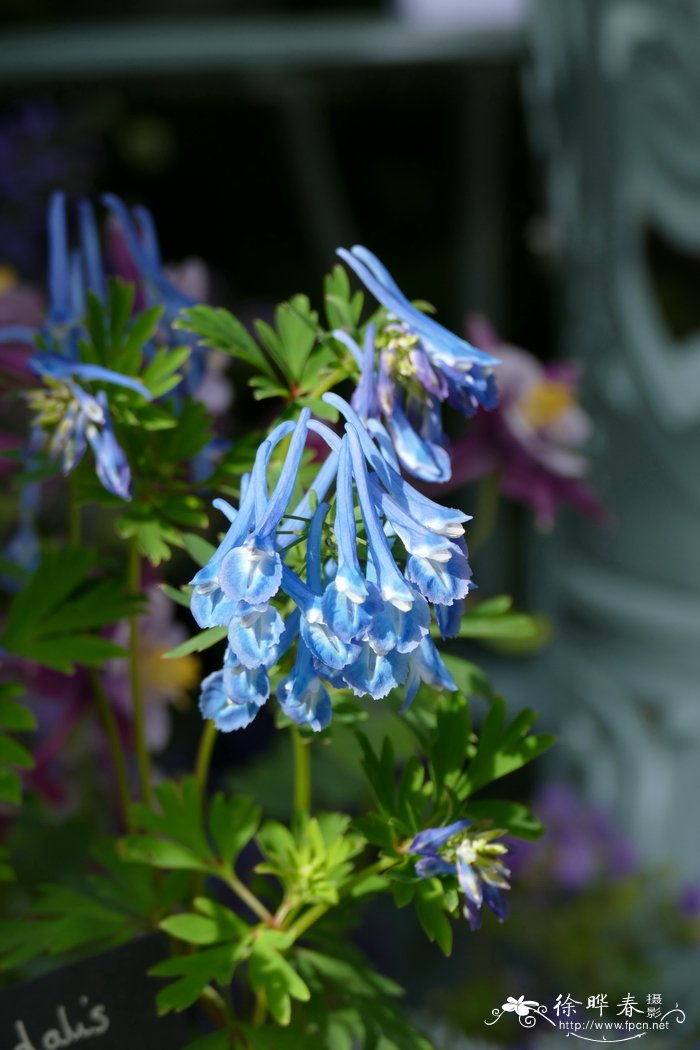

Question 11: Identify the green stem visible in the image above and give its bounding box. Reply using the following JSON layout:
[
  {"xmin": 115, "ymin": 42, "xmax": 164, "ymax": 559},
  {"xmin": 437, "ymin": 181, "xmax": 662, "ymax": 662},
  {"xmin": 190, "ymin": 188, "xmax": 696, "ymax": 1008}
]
[
  {"xmin": 469, "ymin": 470, "xmax": 502, "ymax": 554},
  {"xmin": 88, "ymin": 669, "xmax": 133, "ymax": 831},
  {"xmin": 223, "ymin": 871, "xmax": 275, "ymax": 926},
  {"xmin": 128, "ymin": 537, "xmax": 154, "ymax": 808},
  {"xmin": 252, "ymin": 989, "xmax": 268, "ymax": 1026},
  {"xmin": 200, "ymin": 985, "xmax": 234, "ymax": 1028},
  {"xmin": 291, "ymin": 726, "xmax": 311, "ymax": 820},
  {"xmin": 195, "ymin": 720, "xmax": 217, "ymax": 795}
]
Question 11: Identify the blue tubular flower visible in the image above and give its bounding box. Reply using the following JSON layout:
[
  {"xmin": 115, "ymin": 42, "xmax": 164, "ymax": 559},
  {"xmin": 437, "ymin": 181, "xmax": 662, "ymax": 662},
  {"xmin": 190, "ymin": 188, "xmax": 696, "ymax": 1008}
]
[
  {"xmin": 323, "ymin": 393, "xmax": 469, "ymax": 538},
  {"xmin": 227, "ymin": 603, "xmax": 285, "ymax": 669},
  {"xmin": 277, "ymin": 640, "xmax": 332, "ymax": 732},
  {"xmin": 346, "ymin": 425, "xmax": 415, "ymax": 613},
  {"xmin": 85, "ymin": 391, "xmax": 132, "ymax": 500},
  {"xmin": 27, "ymin": 378, "xmax": 137, "ymax": 499},
  {"xmin": 401, "ymin": 635, "xmax": 457, "ymax": 710},
  {"xmin": 28, "ymin": 353, "xmax": 152, "ymax": 399},
  {"xmin": 409, "ymin": 821, "xmax": 511, "ymax": 931},
  {"xmin": 101, "ymin": 193, "xmax": 190, "ymax": 319},
  {"xmin": 218, "ymin": 409, "xmax": 311, "ymax": 605},
  {"xmin": 47, "ymin": 191, "xmax": 73, "ymax": 331},
  {"xmin": 330, "ymin": 435, "xmax": 368, "ymax": 605},
  {"xmin": 192, "ymin": 386, "xmax": 473, "ymax": 728},
  {"xmin": 335, "ymin": 245, "xmax": 501, "ymax": 481},
  {"xmin": 189, "ymin": 418, "xmax": 297, "ymax": 626},
  {"xmin": 337, "ymin": 245, "xmax": 499, "ymax": 379},
  {"xmin": 337, "ymin": 326, "xmax": 451, "ymax": 484},
  {"xmin": 199, "ymin": 647, "xmax": 267, "ymax": 733},
  {"xmin": 200, "ymin": 680, "xmax": 259, "ymax": 731}
]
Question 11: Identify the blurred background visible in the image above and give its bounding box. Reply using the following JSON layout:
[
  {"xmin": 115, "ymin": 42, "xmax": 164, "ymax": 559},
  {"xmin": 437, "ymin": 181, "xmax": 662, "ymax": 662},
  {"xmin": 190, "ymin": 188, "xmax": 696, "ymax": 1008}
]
[{"xmin": 1, "ymin": 0, "xmax": 699, "ymax": 1046}]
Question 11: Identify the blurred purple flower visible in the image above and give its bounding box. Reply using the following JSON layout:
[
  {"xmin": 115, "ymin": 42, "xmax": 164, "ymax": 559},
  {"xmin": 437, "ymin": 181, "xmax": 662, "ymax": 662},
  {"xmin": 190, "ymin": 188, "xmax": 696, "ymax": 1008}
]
[
  {"xmin": 510, "ymin": 784, "xmax": 637, "ymax": 891},
  {"xmin": 445, "ymin": 315, "xmax": 607, "ymax": 529},
  {"xmin": 678, "ymin": 882, "xmax": 700, "ymax": 921}
]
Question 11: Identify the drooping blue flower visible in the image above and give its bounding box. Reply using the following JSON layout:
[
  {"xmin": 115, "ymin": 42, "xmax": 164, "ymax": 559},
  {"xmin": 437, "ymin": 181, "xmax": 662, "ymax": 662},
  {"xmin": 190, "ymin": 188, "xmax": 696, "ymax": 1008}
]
[
  {"xmin": 191, "ymin": 400, "xmax": 470, "ymax": 731},
  {"xmin": 277, "ymin": 639, "xmax": 332, "ymax": 732},
  {"xmin": 335, "ymin": 245, "xmax": 501, "ymax": 482},
  {"xmin": 26, "ymin": 378, "xmax": 137, "ymax": 500},
  {"xmin": 199, "ymin": 646, "xmax": 268, "ymax": 733},
  {"xmin": 409, "ymin": 820, "xmax": 511, "ymax": 931}
]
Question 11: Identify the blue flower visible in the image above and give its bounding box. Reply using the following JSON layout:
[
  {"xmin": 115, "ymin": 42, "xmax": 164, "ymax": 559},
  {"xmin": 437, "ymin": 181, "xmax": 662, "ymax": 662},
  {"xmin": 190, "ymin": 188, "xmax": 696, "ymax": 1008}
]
[
  {"xmin": 191, "ymin": 400, "xmax": 471, "ymax": 732},
  {"xmin": 409, "ymin": 820, "xmax": 511, "ymax": 931},
  {"xmin": 335, "ymin": 246, "xmax": 500, "ymax": 482},
  {"xmin": 27, "ymin": 379, "xmax": 135, "ymax": 500},
  {"xmin": 277, "ymin": 640, "xmax": 332, "ymax": 732},
  {"xmin": 101, "ymin": 193, "xmax": 209, "ymax": 395}
]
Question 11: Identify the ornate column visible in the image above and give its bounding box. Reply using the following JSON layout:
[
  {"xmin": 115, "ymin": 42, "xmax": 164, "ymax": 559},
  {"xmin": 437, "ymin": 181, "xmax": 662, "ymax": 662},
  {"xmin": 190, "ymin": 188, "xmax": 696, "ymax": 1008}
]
[{"xmin": 528, "ymin": 0, "xmax": 700, "ymax": 874}]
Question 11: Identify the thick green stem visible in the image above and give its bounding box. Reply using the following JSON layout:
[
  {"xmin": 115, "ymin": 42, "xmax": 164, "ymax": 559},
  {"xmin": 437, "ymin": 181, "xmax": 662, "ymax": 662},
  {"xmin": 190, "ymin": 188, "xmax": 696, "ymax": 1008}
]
[
  {"xmin": 88, "ymin": 669, "xmax": 133, "ymax": 831},
  {"xmin": 128, "ymin": 537, "xmax": 154, "ymax": 808},
  {"xmin": 195, "ymin": 719, "xmax": 217, "ymax": 796},
  {"xmin": 469, "ymin": 470, "xmax": 502, "ymax": 554},
  {"xmin": 291, "ymin": 726, "xmax": 311, "ymax": 820}
]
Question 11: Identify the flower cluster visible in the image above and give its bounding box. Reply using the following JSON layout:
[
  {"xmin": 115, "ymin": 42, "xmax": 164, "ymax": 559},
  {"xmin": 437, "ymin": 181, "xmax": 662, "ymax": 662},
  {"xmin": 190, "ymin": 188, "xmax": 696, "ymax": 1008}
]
[
  {"xmin": 409, "ymin": 819, "xmax": 511, "ymax": 930},
  {"xmin": 0, "ymin": 191, "xmax": 227, "ymax": 502},
  {"xmin": 190, "ymin": 391, "xmax": 479, "ymax": 732},
  {"xmin": 335, "ymin": 246, "xmax": 499, "ymax": 484}
]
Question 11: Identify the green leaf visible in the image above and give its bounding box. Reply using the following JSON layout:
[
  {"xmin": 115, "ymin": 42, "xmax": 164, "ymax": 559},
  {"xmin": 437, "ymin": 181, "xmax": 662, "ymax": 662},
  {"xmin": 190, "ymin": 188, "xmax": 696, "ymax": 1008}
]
[
  {"xmin": 441, "ymin": 654, "xmax": 493, "ymax": 700},
  {"xmin": 1, "ymin": 550, "xmax": 137, "ymax": 673},
  {"xmin": 249, "ymin": 938, "xmax": 311, "ymax": 1026},
  {"xmin": 431, "ymin": 693, "xmax": 471, "ymax": 791},
  {"xmin": 440, "ymin": 595, "xmax": 550, "ymax": 647},
  {"xmin": 178, "ymin": 305, "xmax": 276, "ymax": 380},
  {"xmin": 164, "ymin": 626, "xmax": 227, "ymax": 659},
  {"xmin": 209, "ymin": 794, "xmax": 261, "ymax": 869},
  {"xmin": 142, "ymin": 345, "xmax": 192, "ymax": 398},
  {"xmin": 0, "ymin": 844, "xmax": 162, "ymax": 970},
  {"xmin": 274, "ymin": 296, "xmax": 318, "ymax": 380},
  {"xmin": 323, "ymin": 265, "xmax": 364, "ymax": 330},
  {"xmin": 0, "ymin": 685, "xmax": 35, "ymax": 806},
  {"xmin": 124, "ymin": 304, "xmax": 164, "ymax": 357},
  {"xmin": 253, "ymin": 319, "xmax": 292, "ymax": 382},
  {"xmin": 414, "ymin": 879, "xmax": 453, "ymax": 956},
  {"xmin": 464, "ymin": 800, "xmax": 544, "ymax": 840},
  {"xmin": 160, "ymin": 583, "xmax": 193, "ymax": 609},
  {"xmin": 0, "ymin": 695, "xmax": 36, "ymax": 732},
  {"xmin": 357, "ymin": 734, "xmax": 396, "ymax": 814},
  {"xmin": 182, "ymin": 532, "xmax": 217, "ymax": 568},
  {"xmin": 108, "ymin": 279, "xmax": 136, "ymax": 348},
  {"xmin": 460, "ymin": 697, "xmax": 555, "ymax": 797},
  {"xmin": 118, "ymin": 836, "xmax": 207, "ymax": 871},
  {"xmin": 160, "ymin": 914, "xmax": 223, "ymax": 945}
]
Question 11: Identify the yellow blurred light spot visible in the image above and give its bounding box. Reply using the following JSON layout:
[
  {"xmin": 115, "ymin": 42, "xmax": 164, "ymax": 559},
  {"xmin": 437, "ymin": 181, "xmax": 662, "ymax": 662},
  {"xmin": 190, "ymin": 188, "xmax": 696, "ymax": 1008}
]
[
  {"xmin": 0, "ymin": 266, "xmax": 18, "ymax": 294},
  {"xmin": 519, "ymin": 380, "xmax": 574, "ymax": 429},
  {"xmin": 142, "ymin": 647, "xmax": 199, "ymax": 707}
]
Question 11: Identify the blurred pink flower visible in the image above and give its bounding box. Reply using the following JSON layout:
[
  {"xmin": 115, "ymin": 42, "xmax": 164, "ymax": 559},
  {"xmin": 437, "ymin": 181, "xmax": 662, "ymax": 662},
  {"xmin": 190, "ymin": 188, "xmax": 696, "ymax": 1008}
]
[{"xmin": 446, "ymin": 315, "xmax": 606, "ymax": 529}]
